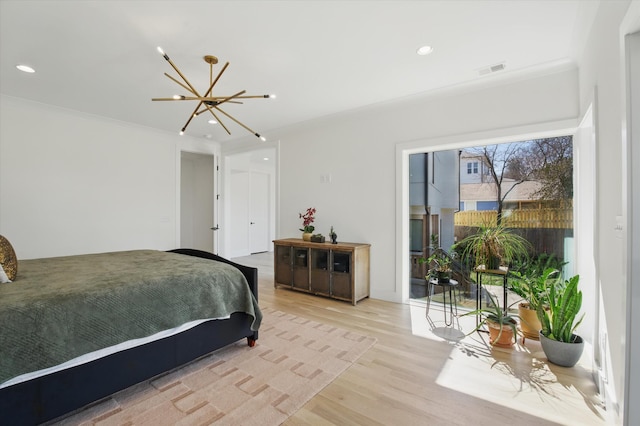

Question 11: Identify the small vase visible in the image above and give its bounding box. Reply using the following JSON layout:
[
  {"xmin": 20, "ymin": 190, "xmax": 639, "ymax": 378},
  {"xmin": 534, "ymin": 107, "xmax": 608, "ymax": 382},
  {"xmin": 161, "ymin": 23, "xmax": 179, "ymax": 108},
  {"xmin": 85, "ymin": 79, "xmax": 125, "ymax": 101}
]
[
  {"xmin": 331, "ymin": 234, "xmax": 337, "ymax": 244},
  {"xmin": 302, "ymin": 232, "xmax": 312, "ymax": 241}
]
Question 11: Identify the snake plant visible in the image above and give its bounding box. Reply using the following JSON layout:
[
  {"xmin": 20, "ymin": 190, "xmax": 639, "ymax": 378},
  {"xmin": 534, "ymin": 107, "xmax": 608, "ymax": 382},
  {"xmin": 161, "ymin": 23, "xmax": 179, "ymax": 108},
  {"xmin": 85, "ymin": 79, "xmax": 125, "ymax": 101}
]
[{"xmin": 537, "ymin": 274, "xmax": 584, "ymax": 343}]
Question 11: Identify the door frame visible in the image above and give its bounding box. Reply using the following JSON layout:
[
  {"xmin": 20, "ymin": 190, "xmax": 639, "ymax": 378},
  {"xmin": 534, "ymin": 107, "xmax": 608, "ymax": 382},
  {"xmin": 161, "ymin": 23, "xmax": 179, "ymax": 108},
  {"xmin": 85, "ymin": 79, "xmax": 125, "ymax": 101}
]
[
  {"xmin": 220, "ymin": 144, "xmax": 278, "ymax": 258},
  {"xmin": 395, "ymin": 119, "xmax": 577, "ymax": 304},
  {"xmin": 176, "ymin": 146, "xmax": 219, "ymax": 254}
]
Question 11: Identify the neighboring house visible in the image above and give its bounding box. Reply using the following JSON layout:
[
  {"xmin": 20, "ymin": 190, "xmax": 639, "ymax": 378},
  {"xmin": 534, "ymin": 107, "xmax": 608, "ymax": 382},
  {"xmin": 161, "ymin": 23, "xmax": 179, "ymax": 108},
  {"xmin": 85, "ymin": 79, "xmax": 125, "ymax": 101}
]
[
  {"xmin": 409, "ymin": 151, "xmax": 459, "ymax": 278},
  {"xmin": 459, "ymin": 179, "xmax": 545, "ymax": 211},
  {"xmin": 459, "ymin": 150, "xmax": 491, "ymax": 184},
  {"xmin": 459, "ymin": 150, "xmax": 560, "ymax": 212}
]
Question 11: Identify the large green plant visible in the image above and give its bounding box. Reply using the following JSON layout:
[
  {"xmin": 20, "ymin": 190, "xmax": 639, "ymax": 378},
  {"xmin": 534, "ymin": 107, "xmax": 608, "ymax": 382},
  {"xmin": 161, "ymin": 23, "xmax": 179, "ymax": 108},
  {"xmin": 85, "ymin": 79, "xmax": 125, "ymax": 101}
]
[
  {"xmin": 537, "ymin": 274, "xmax": 584, "ymax": 343},
  {"xmin": 509, "ymin": 267, "xmax": 559, "ymax": 312},
  {"xmin": 456, "ymin": 222, "xmax": 531, "ymax": 269}
]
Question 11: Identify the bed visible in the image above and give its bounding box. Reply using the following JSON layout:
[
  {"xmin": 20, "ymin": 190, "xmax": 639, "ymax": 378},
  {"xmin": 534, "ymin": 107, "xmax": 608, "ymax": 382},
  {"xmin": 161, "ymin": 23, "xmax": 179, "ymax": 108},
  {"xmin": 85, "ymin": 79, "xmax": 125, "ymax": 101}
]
[{"xmin": 0, "ymin": 248, "xmax": 261, "ymax": 425}]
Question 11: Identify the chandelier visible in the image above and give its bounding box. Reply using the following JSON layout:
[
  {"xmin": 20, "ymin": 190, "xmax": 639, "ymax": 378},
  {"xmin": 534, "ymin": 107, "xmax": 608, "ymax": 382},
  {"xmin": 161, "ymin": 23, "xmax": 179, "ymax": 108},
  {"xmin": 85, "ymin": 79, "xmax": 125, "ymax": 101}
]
[{"xmin": 152, "ymin": 47, "xmax": 274, "ymax": 140}]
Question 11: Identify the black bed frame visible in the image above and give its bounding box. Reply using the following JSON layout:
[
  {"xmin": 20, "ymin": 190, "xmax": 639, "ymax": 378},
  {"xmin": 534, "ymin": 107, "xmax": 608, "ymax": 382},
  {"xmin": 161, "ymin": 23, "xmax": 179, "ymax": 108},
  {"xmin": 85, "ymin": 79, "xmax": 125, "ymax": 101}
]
[{"xmin": 0, "ymin": 249, "xmax": 259, "ymax": 426}]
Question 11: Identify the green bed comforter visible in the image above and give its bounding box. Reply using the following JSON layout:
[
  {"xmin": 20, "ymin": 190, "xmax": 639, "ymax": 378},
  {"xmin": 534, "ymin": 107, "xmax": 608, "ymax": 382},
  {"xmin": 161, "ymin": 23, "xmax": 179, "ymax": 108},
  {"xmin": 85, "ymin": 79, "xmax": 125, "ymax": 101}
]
[{"xmin": 0, "ymin": 250, "xmax": 261, "ymax": 384}]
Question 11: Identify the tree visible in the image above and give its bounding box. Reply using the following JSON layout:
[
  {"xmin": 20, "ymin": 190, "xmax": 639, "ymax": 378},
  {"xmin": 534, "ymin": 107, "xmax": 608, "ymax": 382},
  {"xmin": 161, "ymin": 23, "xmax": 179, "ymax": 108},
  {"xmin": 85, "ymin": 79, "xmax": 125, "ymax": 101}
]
[
  {"xmin": 468, "ymin": 136, "xmax": 573, "ymax": 225},
  {"xmin": 523, "ymin": 136, "xmax": 573, "ymax": 201},
  {"xmin": 468, "ymin": 143, "xmax": 534, "ymax": 225}
]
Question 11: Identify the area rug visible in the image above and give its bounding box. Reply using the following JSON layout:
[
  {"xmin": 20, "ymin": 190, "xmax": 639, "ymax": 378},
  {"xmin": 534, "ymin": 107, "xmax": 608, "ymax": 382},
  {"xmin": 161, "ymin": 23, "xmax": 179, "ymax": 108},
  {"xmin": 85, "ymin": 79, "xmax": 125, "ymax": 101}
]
[{"xmin": 52, "ymin": 308, "xmax": 376, "ymax": 425}]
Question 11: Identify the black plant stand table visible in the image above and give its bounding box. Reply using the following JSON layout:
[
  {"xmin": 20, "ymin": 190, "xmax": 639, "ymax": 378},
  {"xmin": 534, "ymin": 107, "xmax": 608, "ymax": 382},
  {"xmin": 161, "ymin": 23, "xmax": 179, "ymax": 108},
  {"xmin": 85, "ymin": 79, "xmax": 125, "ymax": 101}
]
[
  {"xmin": 426, "ymin": 278, "xmax": 459, "ymax": 327},
  {"xmin": 474, "ymin": 266, "xmax": 509, "ymax": 327}
]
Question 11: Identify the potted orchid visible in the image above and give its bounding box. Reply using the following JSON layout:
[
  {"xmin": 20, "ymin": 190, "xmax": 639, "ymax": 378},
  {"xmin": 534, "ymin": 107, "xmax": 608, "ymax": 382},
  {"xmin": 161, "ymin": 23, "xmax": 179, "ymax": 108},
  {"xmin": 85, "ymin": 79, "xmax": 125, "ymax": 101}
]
[{"xmin": 299, "ymin": 207, "xmax": 316, "ymax": 241}]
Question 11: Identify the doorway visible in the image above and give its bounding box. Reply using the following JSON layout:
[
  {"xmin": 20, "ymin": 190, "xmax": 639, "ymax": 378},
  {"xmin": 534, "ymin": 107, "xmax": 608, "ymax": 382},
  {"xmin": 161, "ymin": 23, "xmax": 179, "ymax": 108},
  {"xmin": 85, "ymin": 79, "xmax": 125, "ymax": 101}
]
[
  {"xmin": 180, "ymin": 152, "xmax": 215, "ymax": 253},
  {"xmin": 225, "ymin": 148, "xmax": 276, "ymax": 258}
]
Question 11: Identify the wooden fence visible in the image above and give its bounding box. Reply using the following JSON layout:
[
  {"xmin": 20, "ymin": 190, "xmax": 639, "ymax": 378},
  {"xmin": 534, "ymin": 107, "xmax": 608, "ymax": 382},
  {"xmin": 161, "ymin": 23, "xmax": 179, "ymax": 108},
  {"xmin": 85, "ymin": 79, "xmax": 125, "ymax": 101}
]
[{"xmin": 454, "ymin": 208, "xmax": 573, "ymax": 229}]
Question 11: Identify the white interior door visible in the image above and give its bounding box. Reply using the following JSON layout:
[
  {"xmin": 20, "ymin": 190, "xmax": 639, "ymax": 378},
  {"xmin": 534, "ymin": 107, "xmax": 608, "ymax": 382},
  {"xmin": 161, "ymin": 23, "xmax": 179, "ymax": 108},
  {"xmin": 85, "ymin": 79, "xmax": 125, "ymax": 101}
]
[
  {"xmin": 230, "ymin": 170, "xmax": 250, "ymax": 257},
  {"xmin": 180, "ymin": 152, "xmax": 214, "ymax": 252},
  {"xmin": 249, "ymin": 172, "xmax": 270, "ymax": 253}
]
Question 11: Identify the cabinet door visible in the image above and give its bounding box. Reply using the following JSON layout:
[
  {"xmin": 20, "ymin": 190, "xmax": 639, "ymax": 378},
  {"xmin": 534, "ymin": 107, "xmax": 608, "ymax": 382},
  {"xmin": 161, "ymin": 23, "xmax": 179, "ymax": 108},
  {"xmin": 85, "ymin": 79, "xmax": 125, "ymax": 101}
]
[
  {"xmin": 292, "ymin": 247, "xmax": 310, "ymax": 290},
  {"xmin": 331, "ymin": 250, "xmax": 352, "ymax": 300},
  {"xmin": 274, "ymin": 245, "xmax": 292, "ymax": 286},
  {"xmin": 310, "ymin": 249, "xmax": 330, "ymax": 295}
]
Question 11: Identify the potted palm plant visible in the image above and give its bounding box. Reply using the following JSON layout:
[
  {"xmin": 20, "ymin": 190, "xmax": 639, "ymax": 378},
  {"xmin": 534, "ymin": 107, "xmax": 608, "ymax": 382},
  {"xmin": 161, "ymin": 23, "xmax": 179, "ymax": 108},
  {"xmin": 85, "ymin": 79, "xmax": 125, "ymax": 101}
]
[
  {"xmin": 463, "ymin": 292, "xmax": 519, "ymax": 347},
  {"xmin": 456, "ymin": 222, "xmax": 531, "ymax": 270},
  {"xmin": 537, "ymin": 274, "xmax": 585, "ymax": 367},
  {"xmin": 509, "ymin": 267, "xmax": 559, "ymax": 340}
]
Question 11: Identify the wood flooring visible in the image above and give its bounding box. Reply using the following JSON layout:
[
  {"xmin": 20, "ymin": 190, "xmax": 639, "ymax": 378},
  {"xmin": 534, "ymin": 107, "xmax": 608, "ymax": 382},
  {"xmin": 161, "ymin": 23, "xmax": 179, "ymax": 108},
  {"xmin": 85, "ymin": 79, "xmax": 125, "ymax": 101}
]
[{"xmin": 234, "ymin": 252, "xmax": 611, "ymax": 426}]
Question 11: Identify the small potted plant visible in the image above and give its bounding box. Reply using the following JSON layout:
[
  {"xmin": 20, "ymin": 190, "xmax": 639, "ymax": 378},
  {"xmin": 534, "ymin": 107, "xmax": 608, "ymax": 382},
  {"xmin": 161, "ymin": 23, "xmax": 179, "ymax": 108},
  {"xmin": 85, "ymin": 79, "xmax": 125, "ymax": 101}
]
[
  {"xmin": 463, "ymin": 292, "xmax": 520, "ymax": 347},
  {"xmin": 537, "ymin": 274, "xmax": 585, "ymax": 367},
  {"xmin": 299, "ymin": 207, "xmax": 316, "ymax": 241},
  {"xmin": 421, "ymin": 248, "xmax": 453, "ymax": 283},
  {"xmin": 509, "ymin": 267, "xmax": 559, "ymax": 340}
]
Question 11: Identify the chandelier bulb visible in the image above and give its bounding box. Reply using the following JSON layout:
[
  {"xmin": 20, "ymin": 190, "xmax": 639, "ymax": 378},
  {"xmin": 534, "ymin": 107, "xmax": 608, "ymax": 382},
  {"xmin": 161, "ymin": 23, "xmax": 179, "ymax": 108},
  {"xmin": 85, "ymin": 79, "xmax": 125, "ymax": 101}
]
[
  {"xmin": 179, "ymin": 130, "xmax": 184, "ymax": 136},
  {"xmin": 156, "ymin": 46, "xmax": 169, "ymax": 60}
]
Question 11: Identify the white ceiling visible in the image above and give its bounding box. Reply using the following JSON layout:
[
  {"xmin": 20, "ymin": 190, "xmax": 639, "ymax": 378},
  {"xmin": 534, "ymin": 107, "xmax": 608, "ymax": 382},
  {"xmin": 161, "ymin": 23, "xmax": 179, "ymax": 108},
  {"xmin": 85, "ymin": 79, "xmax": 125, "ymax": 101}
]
[{"xmin": 0, "ymin": 1, "xmax": 594, "ymax": 144}]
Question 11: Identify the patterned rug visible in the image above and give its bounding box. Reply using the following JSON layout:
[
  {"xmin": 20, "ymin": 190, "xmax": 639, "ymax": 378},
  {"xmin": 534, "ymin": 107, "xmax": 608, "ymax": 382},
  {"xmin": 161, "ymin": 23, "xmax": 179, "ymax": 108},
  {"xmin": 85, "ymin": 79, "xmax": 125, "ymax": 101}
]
[{"xmin": 52, "ymin": 308, "xmax": 376, "ymax": 425}]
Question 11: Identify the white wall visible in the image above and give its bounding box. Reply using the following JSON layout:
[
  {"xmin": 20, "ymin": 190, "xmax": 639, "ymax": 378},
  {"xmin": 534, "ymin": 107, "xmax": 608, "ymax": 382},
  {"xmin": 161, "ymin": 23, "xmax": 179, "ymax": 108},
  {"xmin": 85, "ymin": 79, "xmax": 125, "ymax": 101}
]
[
  {"xmin": 0, "ymin": 95, "xmax": 219, "ymax": 259},
  {"xmin": 249, "ymin": 66, "xmax": 578, "ymax": 303},
  {"xmin": 575, "ymin": 1, "xmax": 638, "ymax": 422}
]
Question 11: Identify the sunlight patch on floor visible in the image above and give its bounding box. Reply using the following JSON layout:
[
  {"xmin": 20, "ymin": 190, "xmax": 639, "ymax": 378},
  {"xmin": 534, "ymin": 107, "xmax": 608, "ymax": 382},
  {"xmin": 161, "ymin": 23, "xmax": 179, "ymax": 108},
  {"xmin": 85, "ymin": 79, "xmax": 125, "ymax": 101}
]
[{"xmin": 408, "ymin": 300, "xmax": 609, "ymax": 425}]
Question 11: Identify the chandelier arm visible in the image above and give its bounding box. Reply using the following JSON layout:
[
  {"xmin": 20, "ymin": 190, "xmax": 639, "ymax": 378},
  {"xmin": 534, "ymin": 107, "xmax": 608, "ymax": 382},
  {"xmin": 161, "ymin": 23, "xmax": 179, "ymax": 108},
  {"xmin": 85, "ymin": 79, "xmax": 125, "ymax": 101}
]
[
  {"xmin": 163, "ymin": 73, "xmax": 198, "ymax": 96},
  {"xmin": 152, "ymin": 97, "xmax": 190, "ymax": 101},
  {"xmin": 214, "ymin": 106, "xmax": 261, "ymax": 138},
  {"xmin": 215, "ymin": 90, "xmax": 247, "ymax": 106},
  {"xmin": 161, "ymin": 55, "xmax": 200, "ymax": 96},
  {"xmin": 210, "ymin": 110, "xmax": 232, "ymax": 135},
  {"xmin": 180, "ymin": 101, "xmax": 205, "ymax": 134},
  {"xmin": 194, "ymin": 90, "xmax": 246, "ymax": 114},
  {"xmin": 204, "ymin": 62, "xmax": 230, "ymax": 97},
  {"xmin": 153, "ymin": 96, "xmax": 242, "ymax": 102},
  {"xmin": 193, "ymin": 104, "xmax": 232, "ymax": 135},
  {"xmin": 233, "ymin": 95, "xmax": 274, "ymax": 99}
]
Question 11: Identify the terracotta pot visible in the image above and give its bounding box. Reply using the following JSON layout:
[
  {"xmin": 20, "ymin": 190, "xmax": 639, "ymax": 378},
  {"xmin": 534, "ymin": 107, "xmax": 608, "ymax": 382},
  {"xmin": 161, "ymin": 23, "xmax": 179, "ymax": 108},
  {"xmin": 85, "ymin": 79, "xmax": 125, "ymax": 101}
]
[
  {"xmin": 487, "ymin": 319, "xmax": 516, "ymax": 347},
  {"xmin": 518, "ymin": 303, "xmax": 541, "ymax": 340},
  {"xmin": 302, "ymin": 232, "xmax": 312, "ymax": 241}
]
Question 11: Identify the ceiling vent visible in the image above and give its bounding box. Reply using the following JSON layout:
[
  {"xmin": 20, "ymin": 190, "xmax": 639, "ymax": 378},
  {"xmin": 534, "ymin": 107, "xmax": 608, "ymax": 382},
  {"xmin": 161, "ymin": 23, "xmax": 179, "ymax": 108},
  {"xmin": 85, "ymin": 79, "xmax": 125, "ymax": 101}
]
[{"xmin": 478, "ymin": 62, "xmax": 506, "ymax": 76}]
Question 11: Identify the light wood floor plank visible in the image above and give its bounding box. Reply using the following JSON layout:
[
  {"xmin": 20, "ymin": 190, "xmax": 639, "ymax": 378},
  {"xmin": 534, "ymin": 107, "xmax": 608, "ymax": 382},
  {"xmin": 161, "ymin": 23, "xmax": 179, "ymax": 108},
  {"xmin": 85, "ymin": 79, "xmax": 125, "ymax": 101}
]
[{"xmin": 235, "ymin": 252, "xmax": 609, "ymax": 425}]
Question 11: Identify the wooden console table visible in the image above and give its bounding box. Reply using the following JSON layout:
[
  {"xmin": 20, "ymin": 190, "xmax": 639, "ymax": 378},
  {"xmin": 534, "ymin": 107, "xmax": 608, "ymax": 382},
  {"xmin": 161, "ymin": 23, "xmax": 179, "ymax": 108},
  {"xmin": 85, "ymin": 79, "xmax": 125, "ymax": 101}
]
[{"xmin": 273, "ymin": 238, "xmax": 370, "ymax": 305}]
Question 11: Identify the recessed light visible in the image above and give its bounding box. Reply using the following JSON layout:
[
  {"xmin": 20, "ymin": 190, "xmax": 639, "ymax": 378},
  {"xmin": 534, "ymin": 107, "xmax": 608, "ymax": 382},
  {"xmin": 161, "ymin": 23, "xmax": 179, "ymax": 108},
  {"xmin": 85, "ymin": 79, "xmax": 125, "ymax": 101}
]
[
  {"xmin": 263, "ymin": 157, "xmax": 269, "ymax": 161},
  {"xmin": 16, "ymin": 64, "xmax": 35, "ymax": 73},
  {"xmin": 416, "ymin": 45, "xmax": 433, "ymax": 56},
  {"xmin": 208, "ymin": 119, "xmax": 217, "ymax": 124}
]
